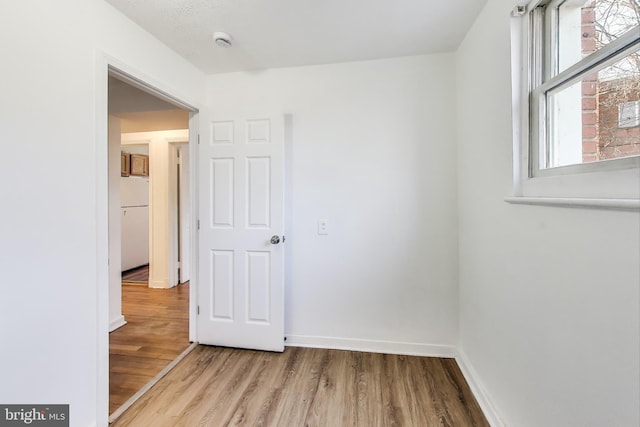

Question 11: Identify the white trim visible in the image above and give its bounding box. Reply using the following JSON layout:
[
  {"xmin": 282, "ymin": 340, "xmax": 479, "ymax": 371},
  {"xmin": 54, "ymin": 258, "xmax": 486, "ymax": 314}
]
[
  {"xmin": 538, "ymin": 30, "xmax": 640, "ymax": 97},
  {"xmin": 95, "ymin": 52, "xmax": 111, "ymax": 427},
  {"xmin": 285, "ymin": 335, "xmax": 456, "ymax": 358},
  {"xmin": 530, "ymin": 4, "xmax": 640, "ymax": 175},
  {"xmin": 120, "ymin": 130, "xmax": 189, "ymax": 144},
  {"xmin": 148, "ymin": 279, "xmax": 169, "ymax": 289},
  {"xmin": 188, "ymin": 113, "xmax": 199, "ymax": 344},
  {"xmin": 504, "ymin": 196, "xmax": 640, "ymax": 210},
  {"xmin": 120, "ymin": 138, "xmax": 152, "ymax": 146},
  {"xmin": 511, "ymin": 3, "xmax": 640, "ymax": 200},
  {"xmin": 108, "ymin": 342, "xmax": 198, "ymax": 423},
  {"xmin": 109, "ymin": 316, "xmax": 127, "ymax": 332},
  {"xmin": 96, "ymin": 52, "xmax": 201, "ymax": 427},
  {"xmin": 455, "ymin": 349, "xmax": 506, "ymax": 427}
]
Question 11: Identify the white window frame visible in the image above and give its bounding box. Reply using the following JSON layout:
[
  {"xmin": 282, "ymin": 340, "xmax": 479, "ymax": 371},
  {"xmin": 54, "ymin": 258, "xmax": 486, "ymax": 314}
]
[
  {"xmin": 619, "ymin": 100, "xmax": 640, "ymax": 128},
  {"xmin": 508, "ymin": 0, "xmax": 640, "ymax": 210}
]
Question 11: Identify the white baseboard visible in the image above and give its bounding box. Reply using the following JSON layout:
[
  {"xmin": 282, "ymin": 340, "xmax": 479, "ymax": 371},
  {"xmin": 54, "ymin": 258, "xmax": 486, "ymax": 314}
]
[
  {"xmin": 148, "ymin": 280, "xmax": 168, "ymax": 289},
  {"xmin": 455, "ymin": 348, "xmax": 505, "ymax": 427},
  {"xmin": 109, "ymin": 315, "xmax": 127, "ymax": 332},
  {"xmin": 285, "ymin": 334, "xmax": 456, "ymax": 358}
]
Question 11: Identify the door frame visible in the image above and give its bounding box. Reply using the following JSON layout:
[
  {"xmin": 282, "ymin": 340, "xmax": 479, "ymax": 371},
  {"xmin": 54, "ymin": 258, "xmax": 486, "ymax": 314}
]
[
  {"xmin": 170, "ymin": 141, "xmax": 191, "ymax": 284},
  {"xmin": 95, "ymin": 54, "xmax": 200, "ymax": 425}
]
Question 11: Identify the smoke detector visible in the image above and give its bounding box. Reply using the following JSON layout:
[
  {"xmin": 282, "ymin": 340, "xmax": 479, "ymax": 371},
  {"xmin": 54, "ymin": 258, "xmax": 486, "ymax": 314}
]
[{"xmin": 213, "ymin": 32, "xmax": 232, "ymax": 48}]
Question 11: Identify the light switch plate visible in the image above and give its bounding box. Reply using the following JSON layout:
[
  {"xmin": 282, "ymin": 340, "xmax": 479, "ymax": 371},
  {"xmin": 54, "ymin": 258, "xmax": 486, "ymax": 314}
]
[{"xmin": 318, "ymin": 219, "xmax": 329, "ymax": 235}]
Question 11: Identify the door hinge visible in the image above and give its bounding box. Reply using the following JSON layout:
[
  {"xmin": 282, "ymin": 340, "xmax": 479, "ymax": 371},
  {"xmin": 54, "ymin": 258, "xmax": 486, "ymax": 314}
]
[
  {"xmin": 197, "ymin": 305, "xmax": 200, "ymax": 315},
  {"xmin": 197, "ymin": 219, "xmax": 200, "ymax": 230},
  {"xmin": 198, "ymin": 134, "xmax": 200, "ymax": 145}
]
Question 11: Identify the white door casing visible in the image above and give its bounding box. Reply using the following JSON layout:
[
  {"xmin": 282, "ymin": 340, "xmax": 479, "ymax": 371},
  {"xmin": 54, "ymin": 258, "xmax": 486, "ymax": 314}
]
[
  {"xmin": 198, "ymin": 112, "xmax": 285, "ymax": 352},
  {"xmin": 169, "ymin": 142, "xmax": 191, "ymax": 284},
  {"xmin": 179, "ymin": 144, "xmax": 191, "ymax": 283}
]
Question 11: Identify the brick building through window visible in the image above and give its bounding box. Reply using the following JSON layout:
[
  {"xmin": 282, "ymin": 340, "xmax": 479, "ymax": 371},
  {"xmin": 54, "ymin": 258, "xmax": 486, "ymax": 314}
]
[{"xmin": 581, "ymin": 0, "xmax": 640, "ymax": 163}]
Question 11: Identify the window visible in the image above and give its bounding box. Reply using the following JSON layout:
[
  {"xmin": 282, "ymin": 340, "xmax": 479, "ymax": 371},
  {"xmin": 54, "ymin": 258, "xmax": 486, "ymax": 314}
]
[
  {"xmin": 507, "ymin": 0, "xmax": 640, "ymax": 207},
  {"xmin": 526, "ymin": 0, "xmax": 640, "ymax": 175},
  {"xmin": 619, "ymin": 100, "xmax": 640, "ymax": 127}
]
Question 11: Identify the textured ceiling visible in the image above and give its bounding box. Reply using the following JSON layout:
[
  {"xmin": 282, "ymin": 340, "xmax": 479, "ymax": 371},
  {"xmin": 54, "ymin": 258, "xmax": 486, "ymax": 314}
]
[{"xmin": 106, "ymin": 0, "xmax": 486, "ymax": 74}]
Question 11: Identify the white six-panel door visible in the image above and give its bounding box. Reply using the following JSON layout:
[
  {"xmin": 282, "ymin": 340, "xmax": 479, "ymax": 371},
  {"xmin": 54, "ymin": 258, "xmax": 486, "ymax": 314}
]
[{"xmin": 198, "ymin": 112, "xmax": 284, "ymax": 352}]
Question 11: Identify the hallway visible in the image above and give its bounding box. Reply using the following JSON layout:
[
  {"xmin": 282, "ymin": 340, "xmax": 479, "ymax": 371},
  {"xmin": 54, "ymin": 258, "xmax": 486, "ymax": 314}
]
[{"xmin": 109, "ymin": 282, "xmax": 190, "ymax": 414}]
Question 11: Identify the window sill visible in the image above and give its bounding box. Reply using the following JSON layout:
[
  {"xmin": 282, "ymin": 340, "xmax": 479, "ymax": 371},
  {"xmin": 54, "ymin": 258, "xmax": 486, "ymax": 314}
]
[{"xmin": 504, "ymin": 196, "xmax": 640, "ymax": 211}]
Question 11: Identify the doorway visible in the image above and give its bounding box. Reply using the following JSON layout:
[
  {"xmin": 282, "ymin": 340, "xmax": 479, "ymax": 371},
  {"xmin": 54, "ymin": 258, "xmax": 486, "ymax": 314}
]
[{"xmin": 106, "ymin": 69, "xmax": 197, "ymax": 419}]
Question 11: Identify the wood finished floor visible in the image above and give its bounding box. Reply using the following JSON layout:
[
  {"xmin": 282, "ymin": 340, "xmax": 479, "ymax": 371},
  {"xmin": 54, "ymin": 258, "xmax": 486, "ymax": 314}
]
[
  {"xmin": 112, "ymin": 345, "xmax": 489, "ymax": 427},
  {"xmin": 109, "ymin": 282, "xmax": 190, "ymax": 414},
  {"xmin": 121, "ymin": 264, "xmax": 150, "ymax": 283}
]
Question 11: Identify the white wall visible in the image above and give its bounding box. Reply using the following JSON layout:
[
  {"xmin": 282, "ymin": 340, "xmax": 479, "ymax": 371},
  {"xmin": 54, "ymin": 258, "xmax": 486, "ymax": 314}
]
[
  {"xmin": 0, "ymin": 1, "xmax": 203, "ymax": 426},
  {"xmin": 206, "ymin": 55, "xmax": 460, "ymax": 354},
  {"xmin": 456, "ymin": 1, "xmax": 640, "ymax": 426}
]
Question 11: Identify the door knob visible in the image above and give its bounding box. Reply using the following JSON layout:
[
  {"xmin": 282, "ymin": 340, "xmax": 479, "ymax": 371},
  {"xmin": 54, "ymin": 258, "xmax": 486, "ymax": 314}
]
[{"xmin": 270, "ymin": 235, "xmax": 281, "ymax": 245}]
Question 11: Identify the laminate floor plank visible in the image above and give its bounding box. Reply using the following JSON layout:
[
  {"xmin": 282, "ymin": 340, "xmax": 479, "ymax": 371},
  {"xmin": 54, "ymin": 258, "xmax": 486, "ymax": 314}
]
[
  {"xmin": 112, "ymin": 345, "xmax": 489, "ymax": 427},
  {"xmin": 180, "ymin": 349, "xmax": 266, "ymax": 426},
  {"xmin": 121, "ymin": 265, "xmax": 149, "ymax": 283},
  {"xmin": 109, "ymin": 282, "xmax": 190, "ymax": 415},
  {"xmin": 407, "ymin": 357, "xmax": 441, "ymax": 426},
  {"xmin": 265, "ymin": 346, "xmax": 325, "ymax": 426},
  {"xmin": 353, "ymin": 352, "xmax": 382, "ymax": 426}
]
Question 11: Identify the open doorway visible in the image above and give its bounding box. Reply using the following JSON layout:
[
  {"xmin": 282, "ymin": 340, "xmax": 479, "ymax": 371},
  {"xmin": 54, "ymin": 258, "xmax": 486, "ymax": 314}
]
[{"xmin": 107, "ymin": 72, "xmax": 195, "ymax": 418}]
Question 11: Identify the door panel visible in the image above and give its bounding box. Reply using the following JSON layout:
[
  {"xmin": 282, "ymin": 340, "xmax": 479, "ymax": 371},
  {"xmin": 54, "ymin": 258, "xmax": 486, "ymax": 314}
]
[
  {"xmin": 247, "ymin": 250, "xmax": 271, "ymax": 323},
  {"xmin": 211, "ymin": 250, "xmax": 234, "ymax": 320},
  {"xmin": 198, "ymin": 112, "xmax": 284, "ymax": 352},
  {"xmin": 247, "ymin": 157, "xmax": 271, "ymax": 228},
  {"xmin": 211, "ymin": 158, "xmax": 235, "ymax": 228}
]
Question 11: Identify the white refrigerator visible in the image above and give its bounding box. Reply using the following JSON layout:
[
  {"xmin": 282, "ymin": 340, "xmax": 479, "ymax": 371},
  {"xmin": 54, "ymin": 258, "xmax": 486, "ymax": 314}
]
[{"xmin": 121, "ymin": 176, "xmax": 150, "ymax": 271}]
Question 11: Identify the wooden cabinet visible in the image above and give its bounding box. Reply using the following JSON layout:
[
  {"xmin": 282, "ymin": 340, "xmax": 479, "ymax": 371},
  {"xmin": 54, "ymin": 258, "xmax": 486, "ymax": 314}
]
[
  {"xmin": 130, "ymin": 154, "xmax": 149, "ymax": 176},
  {"xmin": 121, "ymin": 152, "xmax": 130, "ymax": 177}
]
